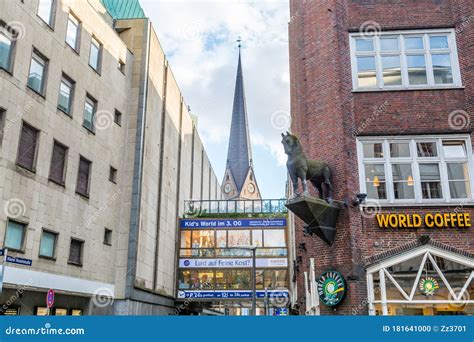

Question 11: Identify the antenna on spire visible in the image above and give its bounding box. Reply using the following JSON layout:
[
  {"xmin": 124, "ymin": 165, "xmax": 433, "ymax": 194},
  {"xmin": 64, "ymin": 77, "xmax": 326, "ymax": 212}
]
[{"xmin": 237, "ymin": 36, "xmax": 242, "ymax": 50}]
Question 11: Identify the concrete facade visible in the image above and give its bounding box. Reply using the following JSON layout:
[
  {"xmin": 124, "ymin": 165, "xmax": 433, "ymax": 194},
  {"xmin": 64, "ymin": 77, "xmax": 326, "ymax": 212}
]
[{"xmin": 0, "ymin": 0, "xmax": 222, "ymax": 315}]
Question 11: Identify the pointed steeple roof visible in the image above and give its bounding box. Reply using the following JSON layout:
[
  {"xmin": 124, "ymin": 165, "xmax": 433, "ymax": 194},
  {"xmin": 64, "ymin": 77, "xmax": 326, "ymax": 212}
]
[{"xmin": 226, "ymin": 47, "xmax": 253, "ymax": 192}]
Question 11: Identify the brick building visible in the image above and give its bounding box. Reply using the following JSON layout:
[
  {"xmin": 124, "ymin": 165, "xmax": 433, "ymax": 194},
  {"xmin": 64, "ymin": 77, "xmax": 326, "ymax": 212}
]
[{"xmin": 289, "ymin": 0, "xmax": 473, "ymax": 315}]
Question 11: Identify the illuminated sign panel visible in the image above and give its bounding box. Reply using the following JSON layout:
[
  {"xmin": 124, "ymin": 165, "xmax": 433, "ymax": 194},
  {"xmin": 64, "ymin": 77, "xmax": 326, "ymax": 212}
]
[{"xmin": 375, "ymin": 213, "xmax": 471, "ymax": 229}]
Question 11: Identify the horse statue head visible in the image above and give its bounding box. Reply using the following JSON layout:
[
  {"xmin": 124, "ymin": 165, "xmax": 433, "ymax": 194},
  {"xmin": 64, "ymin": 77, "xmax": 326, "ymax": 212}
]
[{"xmin": 281, "ymin": 131, "xmax": 301, "ymax": 156}]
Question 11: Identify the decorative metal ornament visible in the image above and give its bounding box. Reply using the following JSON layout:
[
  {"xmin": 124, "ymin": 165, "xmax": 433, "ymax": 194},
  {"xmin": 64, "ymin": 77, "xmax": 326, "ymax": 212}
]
[
  {"xmin": 317, "ymin": 271, "xmax": 347, "ymax": 307},
  {"xmin": 419, "ymin": 276, "xmax": 439, "ymax": 296}
]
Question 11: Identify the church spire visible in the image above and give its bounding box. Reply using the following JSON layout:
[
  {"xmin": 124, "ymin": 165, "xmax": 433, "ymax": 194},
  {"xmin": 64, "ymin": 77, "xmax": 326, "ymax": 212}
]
[{"xmin": 222, "ymin": 40, "xmax": 261, "ymax": 200}]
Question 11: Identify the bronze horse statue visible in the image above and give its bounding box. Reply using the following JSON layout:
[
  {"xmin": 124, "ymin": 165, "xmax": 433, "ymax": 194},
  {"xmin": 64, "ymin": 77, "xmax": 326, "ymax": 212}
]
[{"xmin": 281, "ymin": 132, "xmax": 333, "ymax": 202}]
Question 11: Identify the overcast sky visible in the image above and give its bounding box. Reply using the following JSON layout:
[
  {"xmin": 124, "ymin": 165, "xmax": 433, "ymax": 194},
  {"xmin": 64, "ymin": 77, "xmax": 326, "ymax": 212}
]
[{"xmin": 140, "ymin": 0, "xmax": 291, "ymax": 199}]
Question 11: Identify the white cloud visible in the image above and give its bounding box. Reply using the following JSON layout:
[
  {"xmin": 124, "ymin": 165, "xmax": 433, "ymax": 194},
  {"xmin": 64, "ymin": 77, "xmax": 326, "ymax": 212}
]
[{"xmin": 141, "ymin": 0, "xmax": 290, "ymax": 197}]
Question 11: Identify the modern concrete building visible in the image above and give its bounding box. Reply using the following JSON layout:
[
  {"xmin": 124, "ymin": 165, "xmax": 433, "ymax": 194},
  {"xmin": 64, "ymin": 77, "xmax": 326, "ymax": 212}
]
[{"xmin": 0, "ymin": 0, "xmax": 222, "ymax": 315}]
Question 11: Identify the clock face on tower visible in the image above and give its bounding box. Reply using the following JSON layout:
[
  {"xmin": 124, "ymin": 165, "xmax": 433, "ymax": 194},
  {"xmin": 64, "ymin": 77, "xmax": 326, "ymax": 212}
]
[
  {"xmin": 247, "ymin": 183, "xmax": 255, "ymax": 194},
  {"xmin": 224, "ymin": 183, "xmax": 232, "ymax": 194}
]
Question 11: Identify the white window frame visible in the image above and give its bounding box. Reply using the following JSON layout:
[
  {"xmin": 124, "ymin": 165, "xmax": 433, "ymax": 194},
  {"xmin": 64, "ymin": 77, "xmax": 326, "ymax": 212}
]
[
  {"xmin": 65, "ymin": 13, "xmax": 80, "ymax": 51},
  {"xmin": 89, "ymin": 36, "xmax": 102, "ymax": 73},
  {"xmin": 350, "ymin": 29, "xmax": 462, "ymax": 91},
  {"xmin": 37, "ymin": 0, "xmax": 55, "ymax": 27},
  {"xmin": 357, "ymin": 135, "xmax": 474, "ymax": 205},
  {"xmin": 0, "ymin": 26, "xmax": 15, "ymax": 72},
  {"xmin": 366, "ymin": 245, "xmax": 474, "ymax": 316}
]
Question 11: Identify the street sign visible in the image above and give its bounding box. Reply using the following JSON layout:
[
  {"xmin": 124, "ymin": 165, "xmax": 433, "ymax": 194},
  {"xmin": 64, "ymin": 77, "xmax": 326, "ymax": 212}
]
[
  {"xmin": 6, "ymin": 256, "xmax": 32, "ymax": 266},
  {"xmin": 46, "ymin": 289, "xmax": 55, "ymax": 308}
]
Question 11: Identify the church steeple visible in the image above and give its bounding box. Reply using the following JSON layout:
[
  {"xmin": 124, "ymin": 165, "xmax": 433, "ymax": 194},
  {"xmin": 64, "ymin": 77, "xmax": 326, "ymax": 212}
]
[{"xmin": 222, "ymin": 41, "xmax": 261, "ymax": 200}]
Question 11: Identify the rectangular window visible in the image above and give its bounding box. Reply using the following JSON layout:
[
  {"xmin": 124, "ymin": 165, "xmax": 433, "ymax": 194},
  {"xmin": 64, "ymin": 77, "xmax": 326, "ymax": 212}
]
[
  {"xmin": 49, "ymin": 141, "xmax": 68, "ymax": 185},
  {"xmin": 0, "ymin": 26, "xmax": 15, "ymax": 72},
  {"xmin": 57, "ymin": 74, "xmax": 74, "ymax": 114},
  {"xmin": 104, "ymin": 228, "xmax": 112, "ymax": 246},
  {"xmin": 83, "ymin": 95, "xmax": 96, "ymax": 132},
  {"xmin": 65, "ymin": 14, "xmax": 80, "ymax": 51},
  {"xmin": 114, "ymin": 109, "xmax": 122, "ymax": 126},
  {"xmin": 263, "ymin": 229, "xmax": 286, "ymax": 248},
  {"xmin": 17, "ymin": 122, "xmax": 39, "ymax": 171},
  {"xmin": 37, "ymin": 0, "xmax": 55, "ymax": 26},
  {"xmin": 5, "ymin": 221, "xmax": 26, "ymax": 251},
  {"xmin": 28, "ymin": 50, "xmax": 48, "ymax": 95},
  {"xmin": 109, "ymin": 166, "xmax": 117, "ymax": 183},
  {"xmin": 76, "ymin": 156, "xmax": 91, "ymax": 197},
  {"xmin": 0, "ymin": 108, "xmax": 5, "ymax": 146},
  {"xmin": 89, "ymin": 37, "xmax": 102, "ymax": 72},
  {"xmin": 39, "ymin": 230, "xmax": 57, "ymax": 258},
  {"xmin": 358, "ymin": 136, "xmax": 473, "ymax": 203},
  {"xmin": 68, "ymin": 239, "xmax": 83, "ymax": 265},
  {"xmin": 350, "ymin": 29, "xmax": 462, "ymax": 90},
  {"xmin": 118, "ymin": 60, "xmax": 125, "ymax": 74}
]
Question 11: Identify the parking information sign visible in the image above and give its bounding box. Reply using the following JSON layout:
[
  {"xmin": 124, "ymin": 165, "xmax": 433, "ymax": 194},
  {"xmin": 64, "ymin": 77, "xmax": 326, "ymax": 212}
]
[{"xmin": 47, "ymin": 289, "xmax": 55, "ymax": 308}]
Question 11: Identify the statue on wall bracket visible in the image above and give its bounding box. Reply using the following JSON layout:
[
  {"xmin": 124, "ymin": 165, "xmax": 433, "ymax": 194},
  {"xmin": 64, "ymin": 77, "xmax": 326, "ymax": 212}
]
[{"xmin": 281, "ymin": 132, "xmax": 342, "ymax": 245}]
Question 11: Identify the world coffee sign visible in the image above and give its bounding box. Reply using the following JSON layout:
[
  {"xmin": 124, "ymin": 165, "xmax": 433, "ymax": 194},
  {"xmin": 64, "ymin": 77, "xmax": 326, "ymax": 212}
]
[{"xmin": 375, "ymin": 213, "xmax": 471, "ymax": 229}]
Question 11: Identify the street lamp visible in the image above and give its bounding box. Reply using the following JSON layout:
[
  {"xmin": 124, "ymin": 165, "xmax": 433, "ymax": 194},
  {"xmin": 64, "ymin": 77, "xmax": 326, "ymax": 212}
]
[{"xmin": 233, "ymin": 245, "xmax": 258, "ymax": 316}]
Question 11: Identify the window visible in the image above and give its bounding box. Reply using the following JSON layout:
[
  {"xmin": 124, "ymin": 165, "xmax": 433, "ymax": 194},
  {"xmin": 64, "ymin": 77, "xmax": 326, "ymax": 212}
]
[
  {"xmin": 17, "ymin": 122, "xmax": 39, "ymax": 171},
  {"xmin": 263, "ymin": 230, "xmax": 286, "ymax": 248},
  {"xmin": 49, "ymin": 141, "xmax": 68, "ymax": 185},
  {"xmin": 104, "ymin": 228, "xmax": 112, "ymax": 246},
  {"xmin": 0, "ymin": 25, "xmax": 15, "ymax": 72},
  {"xmin": 0, "ymin": 108, "xmax": 5, "ymax": 146},
  {"xmin": 252, "ymin": 229, "xmax": 263, "ymax": 247},
  {"xmin": 37, "ymin": 0, "xmax": 55, "ymax": 26},
  {"xmin": 57, "ymin": 74, "xmax": 74, "ymax": 114},
  {"xmin": 83, "ymin": 95, "xmax": 96, "ymax": 132},
  {"xmin": 65, "ymin": 14, "xmax": 80, "ymax": 51},
  {"xmin": 358, "ymin": 136, "xmax": 473, "ymax": 203},
  {"xmin": 68, "ymin": 239, "xmax": 83, "ymax": 265},
  {"xmin": 28, "ymin": 50, "xmax": 48, "ymax": 95},
  {"xmin": 118, "ymin": 60, "xmax": 125, "ymax": 74},
  {"xmin": 350, "ymin": 29, "xmax": 462, "ymax": 90},
  {"xmin": 114, "ymin": 109, "xmax": 122, "ymax": 126},
  {"xmin": 89, "ymin": 37, "xmax": 102, "ymax": 72},
  {"xmin": 109, "ymin": 166, "xmax": 117, "ymax": 183},
  {"xmin": 228, "ymin": 230, "xmax": 250, "ymax": 247},
  {"xmin": 4, "ymin": 221, "xmax": 26, "ymax": 251},
  {"xmin": 39, "ymin": 230, "xmax": 57, "ymax": 259},
  {"xmin": 191, "ymin": 230, "xmax": 215, "ymax": 248},
  {"xmin": 76, "ymin": 156, "xmax": 91, "ymax": 197}
]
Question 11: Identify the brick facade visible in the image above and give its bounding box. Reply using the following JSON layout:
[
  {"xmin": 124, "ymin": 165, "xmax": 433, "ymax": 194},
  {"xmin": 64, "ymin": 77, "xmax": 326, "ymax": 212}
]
[{"xmin": 289, "ymin": 0, "xmax": 474, "ymax": 315}]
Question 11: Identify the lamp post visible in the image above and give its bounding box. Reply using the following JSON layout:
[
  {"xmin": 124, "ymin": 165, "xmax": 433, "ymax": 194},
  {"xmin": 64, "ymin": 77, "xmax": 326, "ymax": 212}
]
[{"xmin": 232, "ymin": 245, "xmax": 257, "ymax": 316}]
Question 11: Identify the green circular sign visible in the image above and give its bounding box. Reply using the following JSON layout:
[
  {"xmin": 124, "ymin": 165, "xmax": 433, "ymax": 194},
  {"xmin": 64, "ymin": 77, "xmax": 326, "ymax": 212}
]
[{"xmin": 317, "ymin": 271, "xmax": 347, "ymax": 307}]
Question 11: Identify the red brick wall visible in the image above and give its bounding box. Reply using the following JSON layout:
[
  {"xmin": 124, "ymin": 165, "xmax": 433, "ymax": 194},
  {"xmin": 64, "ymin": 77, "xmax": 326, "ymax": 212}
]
[{"xmin": 289, "ymin": 0, "xmax": 474, "ymax": 315}]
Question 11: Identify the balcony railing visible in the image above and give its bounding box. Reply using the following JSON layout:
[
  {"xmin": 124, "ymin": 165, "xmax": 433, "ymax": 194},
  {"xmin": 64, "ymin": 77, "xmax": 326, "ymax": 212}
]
[{"xmin": 183, "ymin": 199, "xmax": 288, "ymax": 217}]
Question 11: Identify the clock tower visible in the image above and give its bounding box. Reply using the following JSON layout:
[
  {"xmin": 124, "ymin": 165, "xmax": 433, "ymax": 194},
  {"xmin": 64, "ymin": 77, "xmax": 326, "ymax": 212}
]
[{"xmin": 222, "ymin": 43, "xmax": 261, "ymax": 200}]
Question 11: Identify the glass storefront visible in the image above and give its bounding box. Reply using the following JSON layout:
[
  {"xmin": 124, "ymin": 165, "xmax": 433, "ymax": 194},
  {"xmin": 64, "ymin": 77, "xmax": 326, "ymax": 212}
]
[
  {"xmin": 367, "ymin": 246, "xmax": 473, "ymax": 315},
  {"xmin": 178, "ymin": 269, "xmax": 287, "ymax": 290}
]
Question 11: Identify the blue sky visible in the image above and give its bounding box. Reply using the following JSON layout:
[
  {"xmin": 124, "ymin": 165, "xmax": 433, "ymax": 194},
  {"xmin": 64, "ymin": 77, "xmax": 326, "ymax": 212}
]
[{"xmin": 140, "ymin": 0, "xmax": 290, "ymax": 199}]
